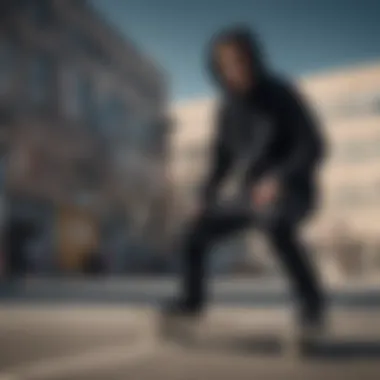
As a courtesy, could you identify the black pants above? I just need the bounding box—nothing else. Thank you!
[179,201,324,320]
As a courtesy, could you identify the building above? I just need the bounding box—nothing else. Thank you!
[300,63,380,279]
[170,98,215,216]
[300,63,380,238]
[170,62,380,278]
[0,0,171,275]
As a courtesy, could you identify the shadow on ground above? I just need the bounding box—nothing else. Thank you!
[172,334,380,361]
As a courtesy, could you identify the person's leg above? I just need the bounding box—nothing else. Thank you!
[166,206,252,315]
[268,224,325,326]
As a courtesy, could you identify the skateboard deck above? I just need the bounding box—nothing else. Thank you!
[158,313,203,348]
[158,313,295,355]
[157,313,370,359]
[156,309,380,360]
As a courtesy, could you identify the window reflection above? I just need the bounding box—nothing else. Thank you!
[28,52,54,107]
[28,0,53,27]
[0,38,14,96]
[100,95,126,137]
[322,92,380,119]
[77,75,98,127]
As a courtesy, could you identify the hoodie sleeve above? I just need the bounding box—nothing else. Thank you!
[270,82,326,181]
[200,105,232,204]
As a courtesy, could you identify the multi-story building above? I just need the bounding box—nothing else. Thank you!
[170,62,380,278]
[0,0,171,275]
[300,63,380,278]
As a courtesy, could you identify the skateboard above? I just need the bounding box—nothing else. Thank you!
[158,313,202,347]
[158,312,327,357]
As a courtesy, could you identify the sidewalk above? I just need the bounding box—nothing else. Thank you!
[1,305,380,380]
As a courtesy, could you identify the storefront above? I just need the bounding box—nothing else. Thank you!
[57,206,100,273]
[6,197,55,275]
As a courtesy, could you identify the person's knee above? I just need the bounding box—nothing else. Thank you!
[268,221,293,241]
[184,223,212,254]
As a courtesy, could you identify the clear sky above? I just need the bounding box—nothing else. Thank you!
[91,0,380,101]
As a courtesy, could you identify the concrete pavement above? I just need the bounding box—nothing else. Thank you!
[1,305,380,379]
[2,276,380,307]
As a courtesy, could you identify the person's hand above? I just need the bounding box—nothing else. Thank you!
[251,177,281,208]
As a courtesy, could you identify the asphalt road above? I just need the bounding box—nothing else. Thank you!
[1,306,380,380]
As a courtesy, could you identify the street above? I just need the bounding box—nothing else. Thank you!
[1,305,380,380]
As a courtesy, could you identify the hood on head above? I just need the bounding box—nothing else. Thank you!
[207,25,267,92]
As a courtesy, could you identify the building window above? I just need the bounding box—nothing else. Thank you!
[335,185,380,208]
[326,92,380,120]
[70,0,88,7]
[0,154,5,188]
[76,160,100,190]
[142,83,158,102]
[101,96,126,137]
[373,95,380,114]
[343,143,368,160]
[374,137,380,156]
[0,39,14,96]
[148,120,168,155]
[185,145,205,161]
[136,120,154,150]
[336,187,363,208]
[68,26,109,65]
[27,52,54,107]
[62,68,100,124]
[337,138,380,163]
[61,66,81,119]
[77,75,97,127]
[28,0,53,27]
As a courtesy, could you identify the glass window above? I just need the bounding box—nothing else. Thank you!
[373,95,380,114]
[185,145,205,161]
[68,26,109,65]
[337,188,360,207]
[29,0,53,27]
[341,143,367,161]
[0,39,14,96]
[101,96,126,136]
[63,69,101,125]
[27,52,54,107]
[61,66,81,119]
[76,160,100,190]
[335,186,378,208]
[77,75,97,127]
[0,154,5,189]
[129,118,144,145]
[149,120,168,154]
[329,92,380,119]
[70,0,88,7]
[338,139,380,162]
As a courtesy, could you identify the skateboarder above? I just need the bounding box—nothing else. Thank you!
[162,26,326,339]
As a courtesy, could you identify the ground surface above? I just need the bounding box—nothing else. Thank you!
[1,305,380,380]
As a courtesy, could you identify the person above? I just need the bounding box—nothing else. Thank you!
[6,219,38,277]
[162,26,327,338]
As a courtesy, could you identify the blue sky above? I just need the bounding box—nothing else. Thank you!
[92,0,380,101]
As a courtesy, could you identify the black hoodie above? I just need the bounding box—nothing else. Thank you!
[202,26,326,206]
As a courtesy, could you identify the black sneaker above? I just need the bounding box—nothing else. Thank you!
[159,299,203,344]
[298,311,327,343]
[286,310,327,356]
[161,298,202,317]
